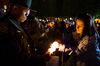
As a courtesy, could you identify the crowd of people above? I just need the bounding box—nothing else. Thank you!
[0,0,100,66]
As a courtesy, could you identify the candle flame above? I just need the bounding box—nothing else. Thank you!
[51,42,59,48]
[48,41,59,54]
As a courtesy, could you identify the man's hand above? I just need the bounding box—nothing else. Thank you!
[43,54,51,61]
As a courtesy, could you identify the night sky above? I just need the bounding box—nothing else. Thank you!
[0,0,100,17]
[31,0,100,17]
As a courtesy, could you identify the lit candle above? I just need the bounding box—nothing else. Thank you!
[48,41,59,55]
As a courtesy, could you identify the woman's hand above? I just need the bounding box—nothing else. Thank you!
[58,44,65,52]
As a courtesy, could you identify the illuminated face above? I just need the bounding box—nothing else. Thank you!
[66,23,70,28]
[76,19,84,35]
[14,5,30,22]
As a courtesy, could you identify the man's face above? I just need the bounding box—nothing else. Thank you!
[13,5,30,22]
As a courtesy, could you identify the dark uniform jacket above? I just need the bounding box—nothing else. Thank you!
[0,13,45,66]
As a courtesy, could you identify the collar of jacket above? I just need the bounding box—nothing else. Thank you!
[9,19,24,31]
[4,12,24,31]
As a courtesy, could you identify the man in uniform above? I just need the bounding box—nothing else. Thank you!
[0,0,50,66]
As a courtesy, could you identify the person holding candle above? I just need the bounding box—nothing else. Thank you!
[0,0,50,66]
[59,13,100,66]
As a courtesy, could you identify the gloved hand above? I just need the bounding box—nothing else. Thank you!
[58,44,65,52]
[65,48,73,55]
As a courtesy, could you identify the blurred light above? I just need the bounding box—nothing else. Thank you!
[4,10,6,12]
[51,42,59,48]
[95,18,99,22]
[47,20,48,22]
[4,5,7,9]
[55,18,57,20]
[39,19,42,21]
[70,17,73,20]
[42,20,45,22]
[63,19,66,22]
[72,21,75,25]
[48,47,56,54]
[35,17,39,22]
[65,18,67,21]
[51,21,54,24]
[48,41,59,54]
[58,18,59,20]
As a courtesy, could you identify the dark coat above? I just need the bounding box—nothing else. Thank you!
[21,15,41,47]
[63,32,100,66]
[0,13,45,66]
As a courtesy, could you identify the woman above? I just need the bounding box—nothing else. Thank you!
[59,13,100,66]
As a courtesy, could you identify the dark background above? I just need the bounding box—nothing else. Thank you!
[31,0,100,18]
[1,0,100,18]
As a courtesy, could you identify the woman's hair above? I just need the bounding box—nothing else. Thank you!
[76,13,95,38]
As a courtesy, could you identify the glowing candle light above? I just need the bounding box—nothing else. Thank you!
[48,41,59,55]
